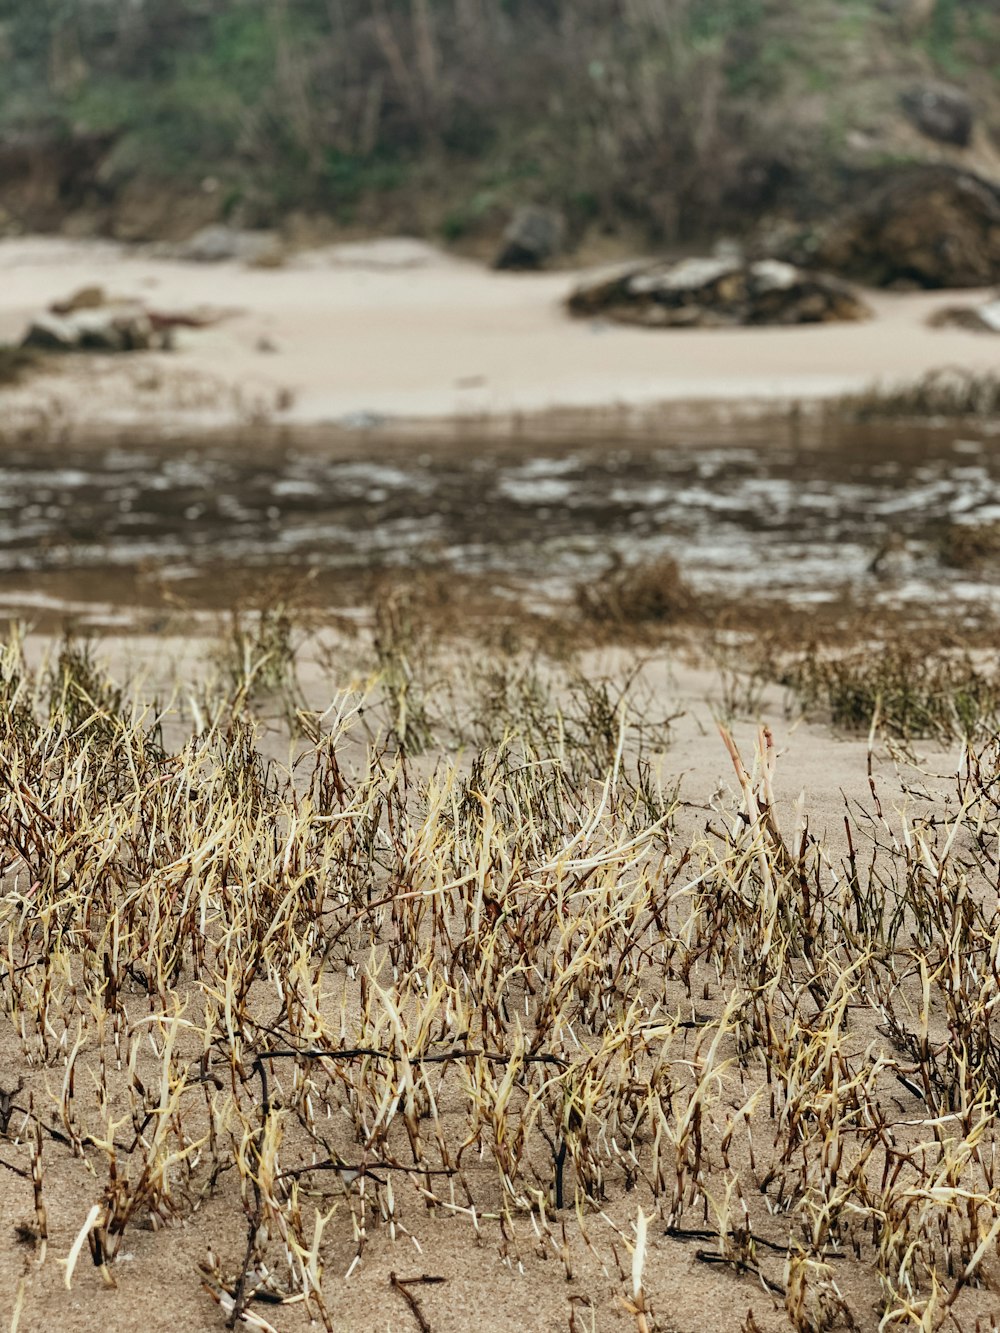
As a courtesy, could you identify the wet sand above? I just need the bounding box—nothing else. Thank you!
[1,235,998,433]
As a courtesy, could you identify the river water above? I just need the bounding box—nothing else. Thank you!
[1,414,998,620]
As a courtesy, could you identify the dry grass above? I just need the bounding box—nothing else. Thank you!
[0,346,43,388]
[936,522,1000,574]
[780,639,1000,741]
[4,614,1000,1330]
[576,558,701,631]
[833,369,1000,421]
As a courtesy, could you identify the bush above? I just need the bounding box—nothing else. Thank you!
[576,556,700,626]
[782,639,1000,740]
[2,1,999,241]
[834,369,1000,421]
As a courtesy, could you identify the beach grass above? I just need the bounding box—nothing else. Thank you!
[3,608,1000,1329]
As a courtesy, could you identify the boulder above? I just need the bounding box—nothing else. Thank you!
[928,298,1000,334]
[20,305,164,353]
[20,313,79,351]
[901,83,973,147]
[19,282,231,354]
[568,257,870,327]
[799,166,1000,289]
[73,307,156,352]
[173,225,284,266]
[494,206,566,271]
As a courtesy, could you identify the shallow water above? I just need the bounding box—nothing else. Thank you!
[1,415,998,616]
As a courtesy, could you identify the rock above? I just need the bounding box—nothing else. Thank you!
[630,256,741,294]
[173,225,284,266]
[797,166,1000,289]
[50,285,107,315]
[20,305,164,353]
[928,298,1000,334]
[494,206,566,271]
[567,257,870,327]
[20,313,79,351]
[19,284,228,355]
[901,82,973,147]
[68,309,129,352]
[73,307,156,352]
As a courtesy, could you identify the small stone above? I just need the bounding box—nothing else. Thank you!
[901,83,973,147]
[493,206,566,271]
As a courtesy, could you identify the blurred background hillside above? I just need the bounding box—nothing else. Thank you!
[1,0,998,252]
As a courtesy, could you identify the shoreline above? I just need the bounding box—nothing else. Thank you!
[1,235,997,442]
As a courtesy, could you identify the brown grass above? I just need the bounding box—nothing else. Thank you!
[4,612,1000,1329]
[576,557,702,630]
[833,368,1000,421]
[0,346,43,387]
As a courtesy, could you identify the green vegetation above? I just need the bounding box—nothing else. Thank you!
[0,0,998,242]
[783,639,1000,741]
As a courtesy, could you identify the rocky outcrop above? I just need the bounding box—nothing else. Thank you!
[792,166,1000,289]
[568,256,870,327]
[901,83,973,147]
[494,206,566,271]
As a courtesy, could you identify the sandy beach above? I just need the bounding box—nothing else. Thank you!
[1,235,998,434]
[0,626,962,1333]
[4,234,1000,1333]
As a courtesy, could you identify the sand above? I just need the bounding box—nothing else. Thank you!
[0,629,967,1333]
[1,235,998,434]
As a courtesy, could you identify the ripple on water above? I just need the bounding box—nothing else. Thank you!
[4,420,1000,608]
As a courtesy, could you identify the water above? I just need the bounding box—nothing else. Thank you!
[1,415,998,615]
